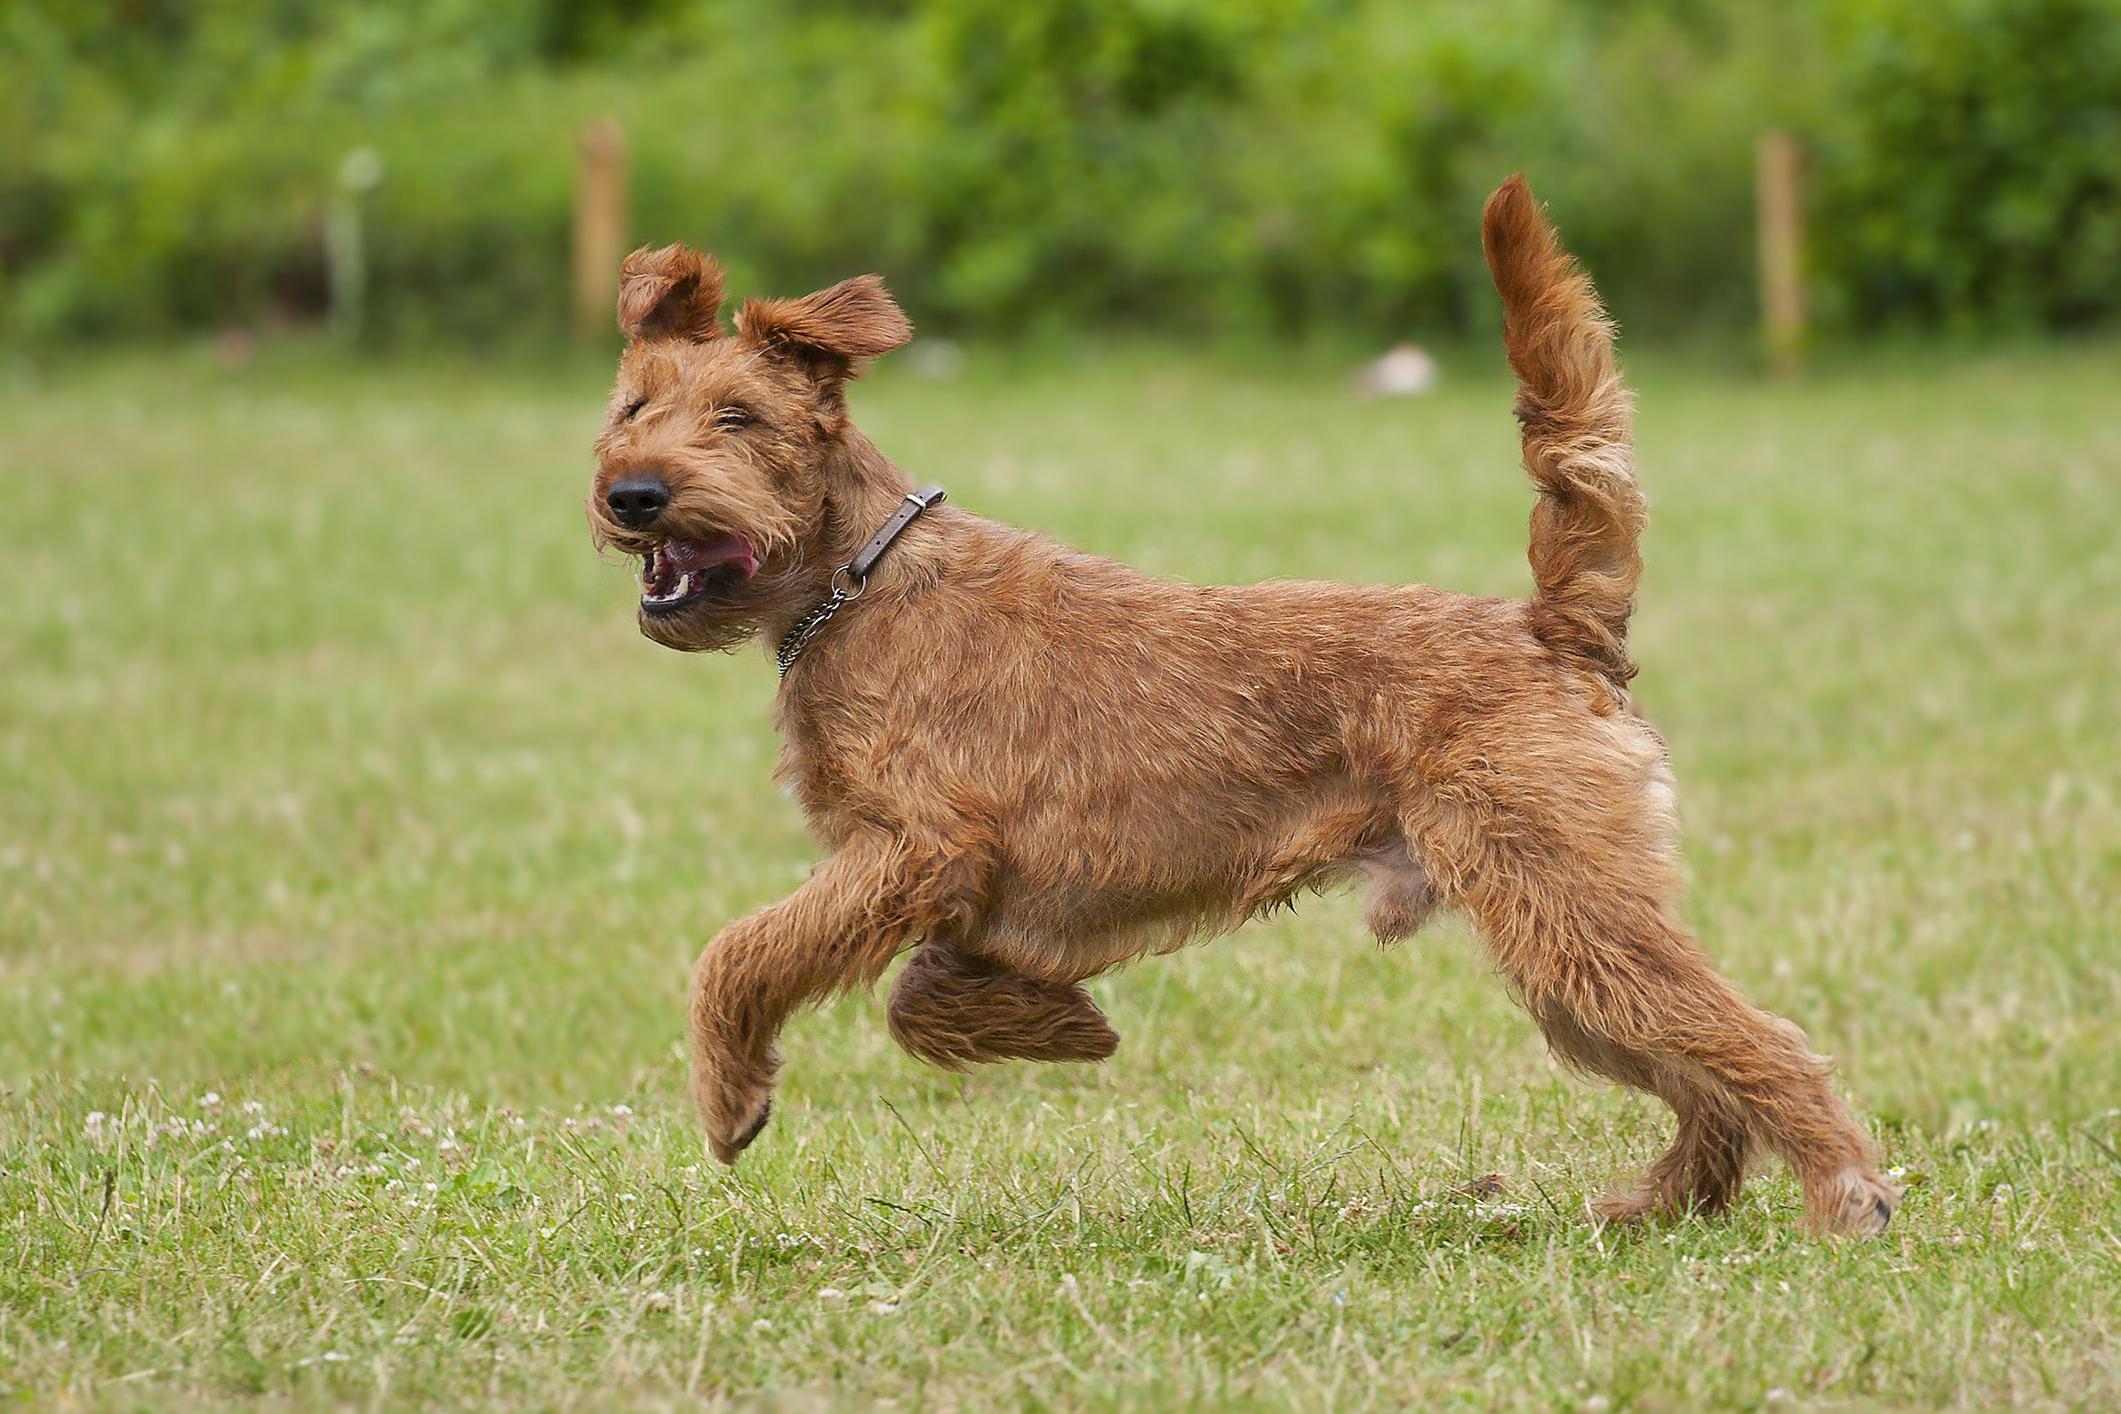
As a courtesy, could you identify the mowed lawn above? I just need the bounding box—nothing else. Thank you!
[2,340,2117,1408]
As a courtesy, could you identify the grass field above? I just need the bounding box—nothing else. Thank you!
[3,340,2118,1408]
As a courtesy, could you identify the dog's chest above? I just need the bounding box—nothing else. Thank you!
[770,720,874,849]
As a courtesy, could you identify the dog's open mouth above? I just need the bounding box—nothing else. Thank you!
[639,534,759,614]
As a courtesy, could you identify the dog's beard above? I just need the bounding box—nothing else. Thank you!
[635,545,807,654]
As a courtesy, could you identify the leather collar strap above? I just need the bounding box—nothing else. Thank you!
[776,483,945,679]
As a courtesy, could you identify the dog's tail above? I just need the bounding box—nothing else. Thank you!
[1481,174,1644,688]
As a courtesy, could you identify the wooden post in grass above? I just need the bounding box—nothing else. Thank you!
[1756,131,1806,376]
[573,118,627,340]
[326,148,383,342]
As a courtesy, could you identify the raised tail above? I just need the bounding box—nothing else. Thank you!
[1482,174,1644,687]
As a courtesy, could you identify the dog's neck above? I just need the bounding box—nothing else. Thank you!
[814,427,916,571]
[762,426,925,657]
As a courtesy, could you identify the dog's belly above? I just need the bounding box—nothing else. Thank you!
[974,875,1227,979]
[969,789,1410,980]
[973,844,1437,979]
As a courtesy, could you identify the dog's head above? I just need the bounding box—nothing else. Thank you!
[587,245,911,652]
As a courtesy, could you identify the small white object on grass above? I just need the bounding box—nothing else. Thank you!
[1355,344,1439,397]
[906,338,965,381]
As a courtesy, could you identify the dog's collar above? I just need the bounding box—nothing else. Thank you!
[776,484,946,680]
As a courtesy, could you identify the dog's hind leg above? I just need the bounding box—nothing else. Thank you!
[1538,1009,1758,1222]
[888,939,1119,1069]
[1448,852,1895,1234]
[1404,705,1894,1234]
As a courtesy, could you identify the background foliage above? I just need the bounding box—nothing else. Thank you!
[3,0,2117,345]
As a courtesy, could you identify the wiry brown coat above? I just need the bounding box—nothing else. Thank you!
[586,177,1897,1234]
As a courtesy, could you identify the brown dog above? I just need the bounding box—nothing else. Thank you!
[587,176,1898,1234]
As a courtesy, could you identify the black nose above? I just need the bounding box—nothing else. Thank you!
[605,476,670,529]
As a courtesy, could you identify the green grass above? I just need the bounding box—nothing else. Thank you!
[3,340,2118,1408]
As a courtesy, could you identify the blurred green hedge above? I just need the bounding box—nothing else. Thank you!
[3,0,2116,345]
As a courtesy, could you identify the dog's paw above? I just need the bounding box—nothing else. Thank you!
[692,1051,777,1166]
[1008,983,1120,1064]
[710,1095,772,1166]
[1588,1183,1662,1226]
[1809,1165,1901,1237]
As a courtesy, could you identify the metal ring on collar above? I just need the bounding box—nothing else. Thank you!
[830,565,867,600]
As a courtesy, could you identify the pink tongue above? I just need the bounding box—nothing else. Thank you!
[668,534,757,579]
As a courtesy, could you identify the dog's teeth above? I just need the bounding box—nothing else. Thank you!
[641,569,694,607]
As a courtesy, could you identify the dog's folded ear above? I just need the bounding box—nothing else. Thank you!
[735,276,912,392]
[617,244,725,342]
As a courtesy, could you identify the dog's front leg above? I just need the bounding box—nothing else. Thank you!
[687,836,954,1163]
[887,939,1119,1069]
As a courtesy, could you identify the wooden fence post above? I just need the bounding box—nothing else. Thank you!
[1756,131,1806,376]
[574,119,627,340]
[326,148,384,342]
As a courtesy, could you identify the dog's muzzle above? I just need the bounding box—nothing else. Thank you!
[640,534,759,614]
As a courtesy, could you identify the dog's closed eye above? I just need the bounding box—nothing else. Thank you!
[713,405,756,432]
[622,395,649,422]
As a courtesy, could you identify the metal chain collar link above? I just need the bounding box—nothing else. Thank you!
[774,571,860,678]
[775,484,945,680]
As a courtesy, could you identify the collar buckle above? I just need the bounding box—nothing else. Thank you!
[776,483,946,680]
